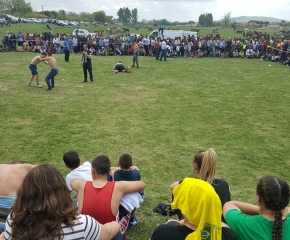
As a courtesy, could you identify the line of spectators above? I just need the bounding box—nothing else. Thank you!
[1,29,290,67]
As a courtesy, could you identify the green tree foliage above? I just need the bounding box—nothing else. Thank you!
[58,9,66,19]
[117,7,131,24]
[188,20,195,24]
[93,10,106,22]
[224,12,231,28]
[198,13,213,27]
[2,0,32,16]
[131,8,138,25]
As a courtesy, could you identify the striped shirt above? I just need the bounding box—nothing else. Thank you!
[4,214,101,240]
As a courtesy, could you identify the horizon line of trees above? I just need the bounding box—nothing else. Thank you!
[0,0,288,26]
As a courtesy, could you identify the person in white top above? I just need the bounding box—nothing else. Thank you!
[160,40,167,61]
[63,150,93,206]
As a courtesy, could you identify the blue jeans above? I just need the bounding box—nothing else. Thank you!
[160,49,167,61]
[45,69,58,89]
[133,53,139,67]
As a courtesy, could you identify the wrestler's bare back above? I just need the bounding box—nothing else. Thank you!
[0,164,36,196]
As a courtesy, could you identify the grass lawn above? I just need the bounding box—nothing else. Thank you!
[0,52,290,239]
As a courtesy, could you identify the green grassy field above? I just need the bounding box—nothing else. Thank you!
[0,23,279,41]
[0,52,290,239]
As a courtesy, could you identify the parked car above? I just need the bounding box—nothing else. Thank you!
[72,29,89,37]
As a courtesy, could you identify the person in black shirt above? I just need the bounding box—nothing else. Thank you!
[80,44,93,82]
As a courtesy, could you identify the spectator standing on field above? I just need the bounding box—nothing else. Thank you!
[132,42,139,68]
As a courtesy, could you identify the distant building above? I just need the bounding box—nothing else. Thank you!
[267,23,280,28]
[248,22,259,28]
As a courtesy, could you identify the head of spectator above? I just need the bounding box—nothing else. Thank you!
[92,155,111,177]
[118,153,133,170]
[193,148,217,184]
[9,164,77,239]
[63,150,80,170]
[256,176,289,239]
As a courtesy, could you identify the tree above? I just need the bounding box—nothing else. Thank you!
[131,8,138,25]
[224,12,231,28]
[188,20,195,24]
[117,7,131,24]
[117,7,124,22]
[58,9,66,20]
[4,0,32,16]
[198,13,213,27]
[123,7,131,24]
[93,10,106,22]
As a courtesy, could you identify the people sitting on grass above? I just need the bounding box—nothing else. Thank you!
[1,164,120,240]
[150,178,235,240]
[109,153,145,231]
[70,155,146,236]
[223,175,290,240]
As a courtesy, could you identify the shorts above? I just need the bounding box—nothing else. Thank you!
[115,64,125,72]
[29,64,38,75]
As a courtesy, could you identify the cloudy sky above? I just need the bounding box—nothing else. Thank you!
[29,0,289,22]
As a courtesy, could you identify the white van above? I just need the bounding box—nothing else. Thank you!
[149,30,197,39]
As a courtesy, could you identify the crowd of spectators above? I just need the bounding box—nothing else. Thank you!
[0,149,290,240]
[1,28,290,67]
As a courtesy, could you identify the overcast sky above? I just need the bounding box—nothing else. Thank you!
[29,0,289,22]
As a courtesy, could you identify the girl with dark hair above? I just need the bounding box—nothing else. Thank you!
[223,176,290,240]
[2,164,120,240]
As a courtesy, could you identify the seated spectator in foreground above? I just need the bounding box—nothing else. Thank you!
[109,153,144,230]
[0,161,36,218]
[112,62,131,73]
[223,176,290,240]
[3,164,120,240]
[63,150,93,206]
[170,149,231,210]
[151,178,235,240]
[71,155,146,235]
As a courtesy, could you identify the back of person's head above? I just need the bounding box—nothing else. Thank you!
[256,176,290,240]
[47,51,52,56]
[11,164,77,240]
[172,178,222,240]
[119,153,132,169]
[63,150,80,169]
[10,161,23,164]
[92,155,111,175]
[193,148,216,183]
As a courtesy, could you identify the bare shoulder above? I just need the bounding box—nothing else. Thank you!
[70,178,87,191]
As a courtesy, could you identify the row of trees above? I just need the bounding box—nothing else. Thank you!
[117,7,138,24]
[0,0,32,16]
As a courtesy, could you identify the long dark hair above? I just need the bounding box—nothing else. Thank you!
[256,176,290,240]
[11,164,78,240]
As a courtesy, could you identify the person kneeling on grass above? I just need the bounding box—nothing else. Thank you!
[112,62,131,73]
[150,178,235,240]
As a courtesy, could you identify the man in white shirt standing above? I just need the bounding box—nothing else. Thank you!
[143,36,150,56]
[160,39,167,61]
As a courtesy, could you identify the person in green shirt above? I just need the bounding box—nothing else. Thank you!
[223,176,290,240]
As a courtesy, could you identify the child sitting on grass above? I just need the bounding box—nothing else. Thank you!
[110,153,144,230]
